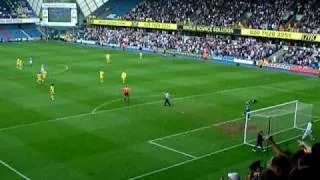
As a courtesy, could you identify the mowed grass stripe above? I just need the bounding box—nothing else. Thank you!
[0,41,319,180]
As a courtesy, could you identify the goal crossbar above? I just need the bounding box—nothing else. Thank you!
[243,100,313,146]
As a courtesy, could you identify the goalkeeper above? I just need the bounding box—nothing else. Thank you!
[244,99,257,119]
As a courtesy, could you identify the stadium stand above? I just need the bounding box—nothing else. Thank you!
[280,47,320,69]
[0,25,42,41]
[296,0,320,34]
[245,0,295,30]
[124,0,320,32]
[245,137,319,180]
[22,25,42,38]
[0,0,14,18]
[2,25,28,39]
[3,0,35,18]
[95,0,142,19]
[0,0,41,41]
[80,26,279,61]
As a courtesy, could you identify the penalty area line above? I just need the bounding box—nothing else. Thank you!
[150,117,243,142]
[148,141,197,159]
[0,160,31,180]
[128,143,243,180]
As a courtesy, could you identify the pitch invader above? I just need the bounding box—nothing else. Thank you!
[99,70,105,83]
[50,83,55,101]
[121,71,127,84]
[105,54,111,64]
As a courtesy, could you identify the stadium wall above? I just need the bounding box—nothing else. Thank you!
[64,38,320,77]
[88,19,320,43]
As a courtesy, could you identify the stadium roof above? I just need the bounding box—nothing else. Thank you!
[27,0,108,17]
[76,0,108,17]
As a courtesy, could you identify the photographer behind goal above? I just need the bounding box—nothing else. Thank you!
[252,130,266,152]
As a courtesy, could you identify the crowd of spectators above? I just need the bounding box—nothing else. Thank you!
[80,26,278,61]
[124,0,248,26]
[0,0,34,19]
[279,46,320,69]
[124,0,320,33]
[79,26,320,70]
[125,0,249,27]
[243,136,319,180]
[296,0,320,34]
[0,0,13,18]
[246,0,294,30]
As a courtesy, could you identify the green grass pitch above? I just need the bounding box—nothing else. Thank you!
[0,41,319,180]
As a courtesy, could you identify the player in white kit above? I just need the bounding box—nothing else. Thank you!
[40,64,45,73]
[302,121,315,141]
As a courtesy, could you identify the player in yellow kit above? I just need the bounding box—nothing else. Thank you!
[36,72,42,84]
[105,54,111,63]
[42,70,48,83]
[50,83,55,101]
[16,58,20,69]
[16,58,23,70]
[121,71,127,84]
[99,70,105,83]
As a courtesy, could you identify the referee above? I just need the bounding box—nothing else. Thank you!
[164,90,171,107]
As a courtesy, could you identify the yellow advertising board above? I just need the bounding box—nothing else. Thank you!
[137,22,177,30]
[241,28,320,42]
[90,20,133,27]
[183,25,234,34]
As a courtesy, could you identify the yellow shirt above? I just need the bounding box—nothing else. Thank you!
[37,73,42,80]
[121,72,127,79]
[42,71,48,79]
[106,54,110,59]
[50,85,55,94]
[99,71,104,78]
[16,59,20,66]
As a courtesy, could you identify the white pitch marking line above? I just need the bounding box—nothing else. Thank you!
[51,64,69,75]
[0,85,252,132]
[91,99,121,114]
[149,141,197,159]
[130,119,320,180]
[150,117,243,142]
[0,80,309,132]
[128,143,243,180]
[91,94,162,114]
[0,160,31,180]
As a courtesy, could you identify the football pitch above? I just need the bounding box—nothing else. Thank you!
[0,41,319,180]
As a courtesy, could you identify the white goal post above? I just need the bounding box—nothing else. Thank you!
[243,100,313,146]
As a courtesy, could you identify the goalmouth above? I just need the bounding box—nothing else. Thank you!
[243,100,313,147]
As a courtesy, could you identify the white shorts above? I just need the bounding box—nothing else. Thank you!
[303,130,312,137]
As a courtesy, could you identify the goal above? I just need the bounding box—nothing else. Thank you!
[243,100,313,147]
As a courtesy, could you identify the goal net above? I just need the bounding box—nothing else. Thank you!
[243,100,313,147]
